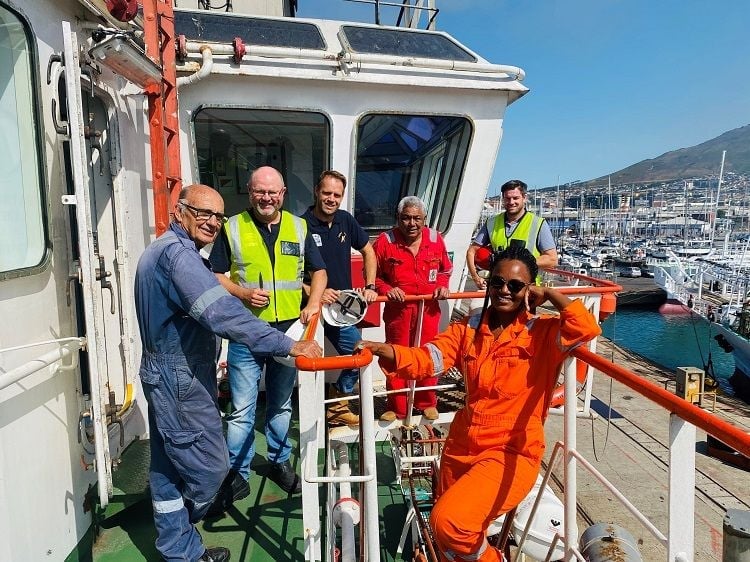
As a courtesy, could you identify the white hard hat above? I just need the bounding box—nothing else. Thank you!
[322,290,368,327]
[274,319,307,367]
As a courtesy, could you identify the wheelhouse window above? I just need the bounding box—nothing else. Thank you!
[354,114,472,234]
[0,4,46,274]
[193,108,330,217]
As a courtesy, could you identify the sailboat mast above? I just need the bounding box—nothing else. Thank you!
[709,150,727,246]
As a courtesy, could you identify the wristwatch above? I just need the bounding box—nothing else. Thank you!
[364,283,376,291]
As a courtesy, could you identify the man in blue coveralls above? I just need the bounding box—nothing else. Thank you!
[302,170,378,426]
[135,184,321,562]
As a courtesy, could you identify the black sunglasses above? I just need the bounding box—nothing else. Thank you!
[179,202,227,224]
[488,276,530,294]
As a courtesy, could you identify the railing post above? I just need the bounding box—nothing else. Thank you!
[359,362,380,560]
[668,413,695,561]
[405,300,426,427]
[299,323,325,561]
[563,357,579,560]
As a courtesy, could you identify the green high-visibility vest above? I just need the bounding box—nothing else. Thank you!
[488,211,546,283]
[224,210,307,322]
[488,211,544,259]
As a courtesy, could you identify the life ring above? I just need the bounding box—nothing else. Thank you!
[549,359,589,408]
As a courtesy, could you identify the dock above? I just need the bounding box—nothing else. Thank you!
[613,276,667,308]
[543,337,750,561]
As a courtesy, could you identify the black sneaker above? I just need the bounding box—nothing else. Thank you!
[268,460,301,494]
[198,546,230,562]
[205,470,249,518]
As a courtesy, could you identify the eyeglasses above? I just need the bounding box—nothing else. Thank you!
[488,276,530,294]
[251,189,283,199]
[179,202,227,224]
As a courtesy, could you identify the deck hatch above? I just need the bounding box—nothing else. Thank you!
[340,25,476,62]
[174,11,325,50]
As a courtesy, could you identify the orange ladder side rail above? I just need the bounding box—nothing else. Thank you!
[142,0,183,236]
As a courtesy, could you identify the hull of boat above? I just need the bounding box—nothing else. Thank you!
[658,299,692,315]
[713,323,750,398]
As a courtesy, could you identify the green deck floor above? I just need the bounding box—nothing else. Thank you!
[86,418,413,561]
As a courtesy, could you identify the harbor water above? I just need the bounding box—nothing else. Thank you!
[602,308,736,396]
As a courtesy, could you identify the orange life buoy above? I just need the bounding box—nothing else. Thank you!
[599,293,616,321]
[549,358,589,409]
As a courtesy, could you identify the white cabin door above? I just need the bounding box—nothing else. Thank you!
[61,20,118,507]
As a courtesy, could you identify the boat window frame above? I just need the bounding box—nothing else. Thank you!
[189,104,333,218]
[0,1,50,281]
[351,111,474,237]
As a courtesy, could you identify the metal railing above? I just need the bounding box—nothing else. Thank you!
[0,337,85,392]
[294,270,750,561]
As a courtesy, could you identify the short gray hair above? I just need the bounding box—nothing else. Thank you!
[397,196,427,215]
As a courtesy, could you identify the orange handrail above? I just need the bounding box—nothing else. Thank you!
[574,347,750,458]
[293,313,374,371]
[367,284,621,304]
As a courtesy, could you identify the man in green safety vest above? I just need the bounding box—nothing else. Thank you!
[208,166,327,514]
[466,179,558,288]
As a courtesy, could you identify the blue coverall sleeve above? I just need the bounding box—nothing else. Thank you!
[171,247,294,356]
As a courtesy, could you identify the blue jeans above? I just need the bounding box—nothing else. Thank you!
[226,340,297,480]
[324,323,361,394]
[140,354,229,561]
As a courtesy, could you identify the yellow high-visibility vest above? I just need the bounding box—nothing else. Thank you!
[488,211,544,259]
[488,211,545,283]
[224,210,306,322]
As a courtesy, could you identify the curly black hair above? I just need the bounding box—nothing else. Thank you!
[488,245,538,281]
[474,245,537,333]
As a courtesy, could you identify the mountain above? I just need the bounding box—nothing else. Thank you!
[583,124,750,188]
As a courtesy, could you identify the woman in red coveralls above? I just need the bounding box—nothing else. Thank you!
[360,246,601,562]
[373,196,452,421]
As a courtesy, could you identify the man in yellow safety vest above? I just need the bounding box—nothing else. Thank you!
[466,179,558,288]
[208,166,327,514]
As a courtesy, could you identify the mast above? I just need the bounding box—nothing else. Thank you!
[709,150,727,246]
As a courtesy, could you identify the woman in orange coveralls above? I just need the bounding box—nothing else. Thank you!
[359,246,601,562]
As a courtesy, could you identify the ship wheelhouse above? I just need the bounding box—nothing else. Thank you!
[174,8,527,284]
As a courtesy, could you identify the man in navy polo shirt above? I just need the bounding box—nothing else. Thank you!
[302,170,378,426]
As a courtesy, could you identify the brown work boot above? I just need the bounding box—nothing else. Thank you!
[379,410,397,422]
[422,407,439,420]
[327,387,359,427]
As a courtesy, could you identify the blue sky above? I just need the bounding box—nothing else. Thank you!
[297,1,750,194]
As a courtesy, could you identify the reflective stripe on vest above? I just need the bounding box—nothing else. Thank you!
[225,210,306,322]
[487,212,543,259]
